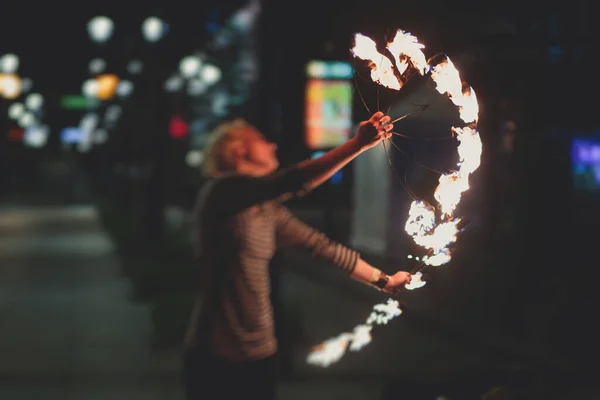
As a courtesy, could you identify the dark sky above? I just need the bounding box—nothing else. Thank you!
[3,0,598,129]
[0,1,249,93]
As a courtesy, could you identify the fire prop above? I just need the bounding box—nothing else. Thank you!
[307,30,482,367]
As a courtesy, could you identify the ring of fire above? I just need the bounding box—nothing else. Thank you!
[307,29,483,368]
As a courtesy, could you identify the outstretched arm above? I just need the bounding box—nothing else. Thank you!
[211,112,394,216]
[275,205,411,294]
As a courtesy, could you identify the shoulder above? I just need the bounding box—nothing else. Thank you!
[194,173,251,213]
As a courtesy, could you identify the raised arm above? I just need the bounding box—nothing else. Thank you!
[274,205,411,294]
[211,112,394,215]
[296,111,393,191]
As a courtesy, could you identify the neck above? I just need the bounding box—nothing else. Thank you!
[235,162,269,177]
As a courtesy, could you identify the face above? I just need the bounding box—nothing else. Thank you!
[240,128,279,175]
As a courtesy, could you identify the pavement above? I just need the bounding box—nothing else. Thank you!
[0,203,594,399]
[0,204,397,399]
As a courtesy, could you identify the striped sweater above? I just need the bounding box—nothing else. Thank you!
[183,166,359,362]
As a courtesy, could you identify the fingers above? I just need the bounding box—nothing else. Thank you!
[369,111,384,122]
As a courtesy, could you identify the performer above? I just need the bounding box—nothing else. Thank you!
[182,111,412,400]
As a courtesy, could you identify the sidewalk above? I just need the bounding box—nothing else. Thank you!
[0,204,397,400]
[0,205,181,399]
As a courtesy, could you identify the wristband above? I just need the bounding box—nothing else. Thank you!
[374,271,390,290]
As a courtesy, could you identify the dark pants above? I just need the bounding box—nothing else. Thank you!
[182,348,278,400]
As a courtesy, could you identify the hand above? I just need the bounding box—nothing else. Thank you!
[383,271,412,295]
[355,111,394,150]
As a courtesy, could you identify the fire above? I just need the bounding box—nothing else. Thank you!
[307,299,401,366]
[351,34,402,90]
[307,29,482,367]
[386,29,428,75]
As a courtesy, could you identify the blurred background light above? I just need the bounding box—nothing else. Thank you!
[0,73,23,99]
[96,74,119,100]
[104,105,122,123]
[141,17,168,42]
[7,127,24,141]
[185,150,204,168]
[230,0,261,32]
[20,77,33,93]
[60,127,84,144]
[169,114,188,139]
[0,53,20,73]
[80,113,100,133]
[60,95,99,110]
[8,102,25,120]
[89,58,107,74]
[87,16,114,43]
[25,93,44,111]
[127,60,143,75]
[164,75,184,93]
[93,129,108,144]
[179,56,202,79]
[199,64,221,85]
[211,90,229,116]
[116,80,134,98]
[23,125,50,148]
[76,133,93,152]
[18,111,36,128]
[82,78,99,98]
[186,79,208,97]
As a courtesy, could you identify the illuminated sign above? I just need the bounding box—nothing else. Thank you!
[305,61,353,150]
[306,60,354,79]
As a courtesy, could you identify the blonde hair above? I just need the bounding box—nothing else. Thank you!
[202,119,254,177]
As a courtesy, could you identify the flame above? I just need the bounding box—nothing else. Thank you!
[309,29,483,368]
[351,34,401,90]
[386,30,428,75]
[307,300,401,367]
[430,58,479,124]
[351,30,429,91]
[405,271,427,290]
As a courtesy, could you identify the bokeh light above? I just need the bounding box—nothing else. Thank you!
[96,74,120,100]
[93,129,108,144]
[87,16,114,43]
[82,78,99,98]
[187,79,208,96]
[8,102,25,120]
[127,60,143,75]
[89,58,107,74]
[185,150,204,167]
[164,75,184,93]
[20,77,33,93]
[80,113,100,133]
[142,17,167,42]
[0,54,19,73]
[23,125,50,148]
[25,93,44,111]
[179,56,202,79]
[0,73,22,99]
[18,111,36,128]
[199,64,221,85]
[116,80,134,98]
